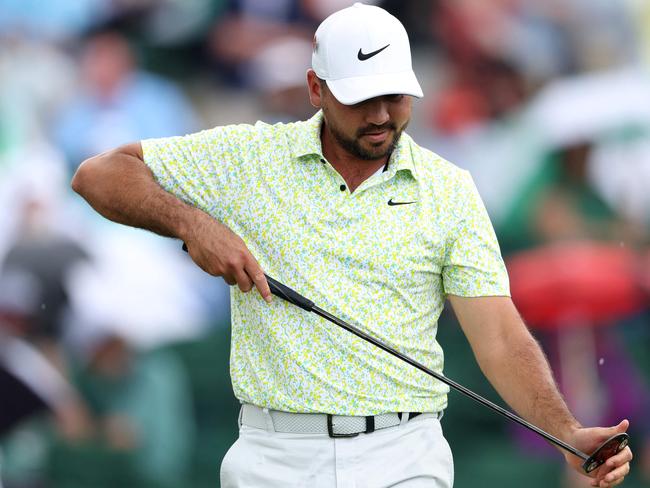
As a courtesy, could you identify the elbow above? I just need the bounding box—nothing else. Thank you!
[71,156,98,198]
[71,143,142,198]
[70,163,83,195]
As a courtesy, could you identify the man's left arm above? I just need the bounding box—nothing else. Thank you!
[448,295,632,488]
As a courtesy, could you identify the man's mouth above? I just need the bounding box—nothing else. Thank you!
[361,128,392,143]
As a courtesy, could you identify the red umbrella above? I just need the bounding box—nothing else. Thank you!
[507,242,646,329]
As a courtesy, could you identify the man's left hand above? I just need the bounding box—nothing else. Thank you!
[564,419,633,487]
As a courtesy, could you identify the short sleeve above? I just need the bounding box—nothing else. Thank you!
[442,171,510,297]
[141,124,259,223]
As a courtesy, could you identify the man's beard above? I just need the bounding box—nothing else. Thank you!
[325,116,409,161]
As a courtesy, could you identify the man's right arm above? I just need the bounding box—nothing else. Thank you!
[72,142,195,239]
[71,143,272,301]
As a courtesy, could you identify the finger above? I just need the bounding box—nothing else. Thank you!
[244,262,272,304]
[234,268,254,292]
[593,447,631,484]
[605,446,633,468]
[594,420,630,447]
[594,421,630,453]
[599,473,626,488]
[596,460,631,487]
[611,419,629,434]
[602,461,630,485]
[223,275,237,286]
[610,476,625,487]
[597,446,633,482]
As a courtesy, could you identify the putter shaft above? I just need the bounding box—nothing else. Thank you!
[263,273,588,460]
[311,305,588,460]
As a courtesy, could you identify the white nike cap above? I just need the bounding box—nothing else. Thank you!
[311,2,423,105]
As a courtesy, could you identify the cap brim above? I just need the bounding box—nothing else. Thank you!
[326,70,423,105]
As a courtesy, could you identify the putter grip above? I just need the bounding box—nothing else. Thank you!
[181,242,313,311]
[264,274,314,311]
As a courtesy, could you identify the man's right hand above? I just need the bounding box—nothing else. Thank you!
[183,215,272,303]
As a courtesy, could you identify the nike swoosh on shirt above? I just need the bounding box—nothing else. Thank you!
[357,44,390,61]
[387,199,417,206]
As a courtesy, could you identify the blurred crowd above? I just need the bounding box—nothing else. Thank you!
[0,1,649,487]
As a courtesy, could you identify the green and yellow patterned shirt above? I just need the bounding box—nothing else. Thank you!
[142,111,510,415]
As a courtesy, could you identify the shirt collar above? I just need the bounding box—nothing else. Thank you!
[388,131,418,181]
[289,111,324,159]
[290,110,419,181]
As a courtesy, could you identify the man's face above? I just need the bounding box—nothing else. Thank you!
[312,76,413,161]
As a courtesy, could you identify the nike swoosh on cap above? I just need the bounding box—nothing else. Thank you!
[387,198,417,206]
[357,44,390,61]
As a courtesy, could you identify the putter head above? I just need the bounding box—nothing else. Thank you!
[581,433,629,473]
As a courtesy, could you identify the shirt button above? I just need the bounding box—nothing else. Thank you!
[340,184,346,192]
[320,158,326,163]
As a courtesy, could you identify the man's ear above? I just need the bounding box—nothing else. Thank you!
[307,69,322,108]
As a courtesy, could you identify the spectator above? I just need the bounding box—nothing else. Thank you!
[208,0,314,88]
[0,151,88,342]
[0,270,92,488]
[54,27,198,172]
[65,317,195,488]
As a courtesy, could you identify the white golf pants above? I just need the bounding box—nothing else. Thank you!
[220,412,454,487]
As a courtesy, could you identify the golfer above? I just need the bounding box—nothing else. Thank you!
[72,3,632,487]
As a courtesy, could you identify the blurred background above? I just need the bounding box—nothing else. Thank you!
[0,0,649,487]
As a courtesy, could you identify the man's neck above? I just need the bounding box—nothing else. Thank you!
[321,125,389,193]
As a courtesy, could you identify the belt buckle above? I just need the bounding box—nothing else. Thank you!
[327,414,360,438]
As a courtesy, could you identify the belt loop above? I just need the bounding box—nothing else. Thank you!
[238,405,244,428]
[262,407,276,432]
[399,412,409,426]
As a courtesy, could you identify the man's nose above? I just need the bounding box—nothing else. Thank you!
[365,99,390,126]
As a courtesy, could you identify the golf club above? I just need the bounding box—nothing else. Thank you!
[262,273,628,474]
[180,244,628,473]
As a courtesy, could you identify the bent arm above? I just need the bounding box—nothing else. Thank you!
[447,295,580,439]
[71,143,272,300]
[71,142,199,241]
